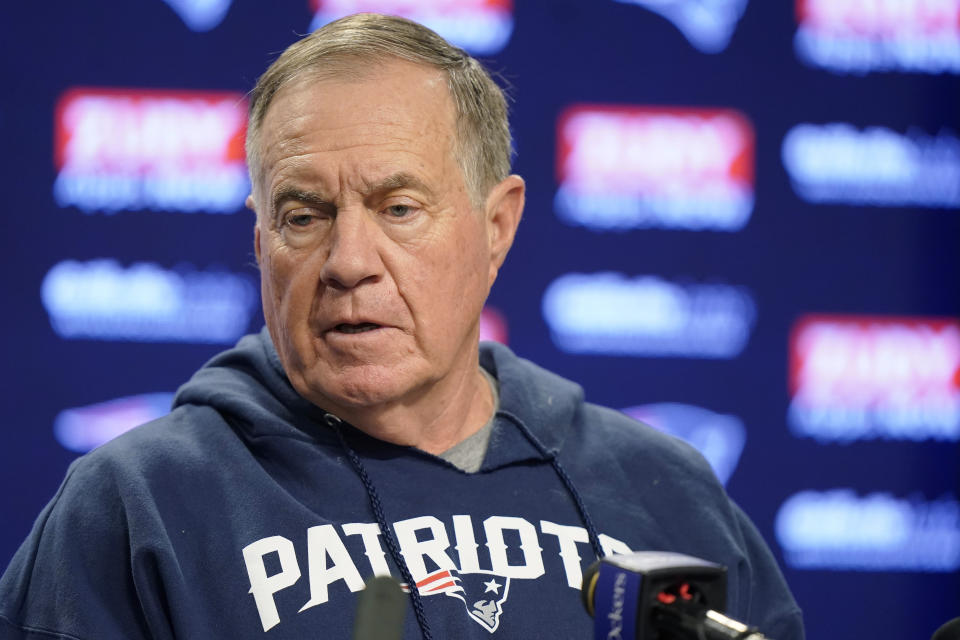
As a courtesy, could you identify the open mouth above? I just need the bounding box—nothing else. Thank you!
[334,323,381,334]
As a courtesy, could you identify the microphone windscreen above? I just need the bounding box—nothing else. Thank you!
[352,575,407,640]
[580,559,601,615]
[933,618,960,640]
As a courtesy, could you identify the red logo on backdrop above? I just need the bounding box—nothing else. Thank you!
[479,306,508,345]
[310,0,514,55]
[796,0,960,35]
[53,88,249,214]
[788,314,960,442]
[794,0,960,73]
[555,105,755,231]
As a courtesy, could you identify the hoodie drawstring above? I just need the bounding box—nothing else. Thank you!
[501,412,606,562]
[324,413,435,640]
[324,409,606,639]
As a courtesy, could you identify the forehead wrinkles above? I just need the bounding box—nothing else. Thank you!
[264,131,450,205]
[256,63,462,200]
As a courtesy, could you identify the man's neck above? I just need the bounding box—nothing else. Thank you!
[323,363,495,455]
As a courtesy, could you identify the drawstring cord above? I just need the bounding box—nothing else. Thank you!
[501,411,607,562]
[324,408,606,639]
[324,413,434,640]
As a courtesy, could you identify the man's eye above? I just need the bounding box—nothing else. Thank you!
[286,213,316,227]
[385,204,413,218]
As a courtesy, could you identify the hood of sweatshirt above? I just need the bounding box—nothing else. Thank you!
[172,327,584,471]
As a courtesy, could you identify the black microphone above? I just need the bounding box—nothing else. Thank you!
[933,618,960,640]
[581,551,771,639]
[352,575,407,640]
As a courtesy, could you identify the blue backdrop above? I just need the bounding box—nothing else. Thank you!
[2,1,959,638]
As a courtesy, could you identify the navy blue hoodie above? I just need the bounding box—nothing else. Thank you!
[0,330,803,639]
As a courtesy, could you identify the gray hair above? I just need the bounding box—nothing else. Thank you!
[245,13,512,208]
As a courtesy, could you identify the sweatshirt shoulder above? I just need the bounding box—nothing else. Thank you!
[0,405,249,633]
[576,401,717,477]
[63,403,238,495]
[565,399,737,539]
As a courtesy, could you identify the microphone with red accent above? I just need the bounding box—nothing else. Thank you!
[581,551,772,639]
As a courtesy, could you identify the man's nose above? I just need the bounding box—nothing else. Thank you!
[319,209,385,290]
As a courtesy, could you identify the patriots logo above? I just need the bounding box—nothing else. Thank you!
[405,569,511,633]
[613,0,749,54]
[161,0,233,32]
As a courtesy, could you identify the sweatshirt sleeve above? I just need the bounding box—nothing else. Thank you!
[730,501,805,640]
[0,459,155,640]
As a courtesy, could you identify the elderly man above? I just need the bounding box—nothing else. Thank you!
[0,14,803,640]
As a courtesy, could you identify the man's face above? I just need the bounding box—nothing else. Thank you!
[251,59,520,424]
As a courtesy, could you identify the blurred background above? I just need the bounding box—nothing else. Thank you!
[1,1,958,637]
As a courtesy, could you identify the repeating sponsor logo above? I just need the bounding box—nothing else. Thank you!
[788,315,960,443]
[41,259,258,344]
[776,490,960,572]
[613,0,749,53]
[556,106,755,231]
[309,0,514,55]
[623,403,746,485]
[542,273,756,358]
[54,393,175,453]
[54,88,249,214]
[162,0,234,31]
[782,123,960,208]
[479,306,508,344]
[795,0,960,74]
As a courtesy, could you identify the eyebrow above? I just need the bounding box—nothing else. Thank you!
[272,186,330,210]
[271,187,330,218]
[269,172,436,221]
[365,172,435,200]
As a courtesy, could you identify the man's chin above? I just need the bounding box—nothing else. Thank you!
[295,366,417,416]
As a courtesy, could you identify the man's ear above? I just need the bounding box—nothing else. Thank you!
[484,175,525,286]
[247,194,261,264]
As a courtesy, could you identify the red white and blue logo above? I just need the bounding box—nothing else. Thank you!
[309,0,514,55]
[613,0,749,53]
[556,105,755,232]
[795,0,960,74]
[162,0,234,31]
[241,516,633,633]
[788,314,960,443]
[407,569,511,633]
[54,88,249,214]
